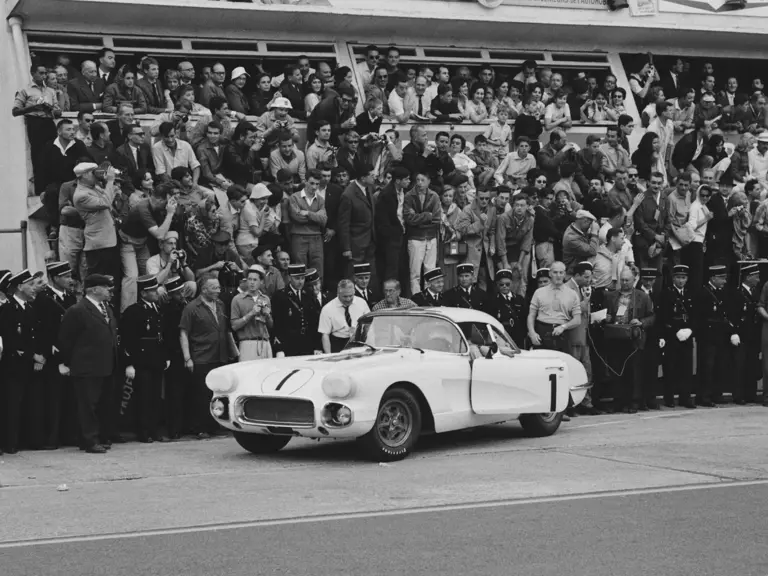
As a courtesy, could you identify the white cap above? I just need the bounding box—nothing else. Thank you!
[269,97,293,110]
[73,162,98,176]
[758,133,768,143]
[231,66,249,81]
[249,183,272,200]
[248,264,266,276]
[575,209,596,221]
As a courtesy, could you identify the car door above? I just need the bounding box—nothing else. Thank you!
[470,325,570,415]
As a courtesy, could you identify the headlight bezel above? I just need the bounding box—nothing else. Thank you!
[206,370,238,394]
[321,372,356,399]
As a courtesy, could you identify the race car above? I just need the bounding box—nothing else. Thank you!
[206,307,589,461]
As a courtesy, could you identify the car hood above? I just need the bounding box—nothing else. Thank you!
[208,347,407,395]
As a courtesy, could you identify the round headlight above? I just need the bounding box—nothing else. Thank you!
[211,398,226,418]
[321,373,355,399]
[207,370,238,394]
[336,406,352,425]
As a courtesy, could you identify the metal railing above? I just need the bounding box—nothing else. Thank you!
[0,221,29,268]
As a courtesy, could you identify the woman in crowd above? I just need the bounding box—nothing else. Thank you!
[448,134,477,189]
[103,65,148,114]
[494,77,520,119]
[226,68,250,115]
[580,90,612,124]
[176,84,211,117]
[465,83,488,124]
[525,82,546,120]
[304,73,324,116]
[632,131,664,183]
[483,86,497,120]
[685,183,713,288]
[729,132,755,184]
[249,73,275,118]
[451,77,470,117]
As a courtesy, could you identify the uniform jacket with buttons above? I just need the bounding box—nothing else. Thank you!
[121,300,169,370]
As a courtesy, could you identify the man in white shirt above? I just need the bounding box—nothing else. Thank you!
[388,72,412,123]
[318,279,370,353]
[748,133,768,186]
[356,45,380,89]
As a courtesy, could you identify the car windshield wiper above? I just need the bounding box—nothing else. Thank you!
[346,340,378,353]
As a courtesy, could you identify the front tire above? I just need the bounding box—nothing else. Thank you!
[519,412,563,437]
[234,432,291,454]
[358,388,422,462]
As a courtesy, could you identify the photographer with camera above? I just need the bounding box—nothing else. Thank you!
[146,231,197,300]
[603,267,654,413]
[150,100,193,143]
[306,120,338,171]
[629,62,659,105]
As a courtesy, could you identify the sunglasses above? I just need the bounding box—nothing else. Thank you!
[536,178,547,183]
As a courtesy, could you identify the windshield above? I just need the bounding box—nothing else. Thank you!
[352,315,468,354]
[457,321,521,357]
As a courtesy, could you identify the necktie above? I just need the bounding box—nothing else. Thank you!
[102,73,108,83]
[418,97,423,116]
[99,302,109,323]
[89,82,95,95]
[344,305,352,327]
[153,82,160,103]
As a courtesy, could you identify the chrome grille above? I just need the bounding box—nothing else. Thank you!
[241,397,315,427]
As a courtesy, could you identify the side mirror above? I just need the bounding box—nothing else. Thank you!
[485,342,498,359]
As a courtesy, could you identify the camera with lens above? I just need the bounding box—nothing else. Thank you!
[170,249,187,271]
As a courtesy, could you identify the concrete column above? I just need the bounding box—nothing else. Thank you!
[8,16,30,85]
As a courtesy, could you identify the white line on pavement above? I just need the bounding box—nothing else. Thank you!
[1,478,767,549]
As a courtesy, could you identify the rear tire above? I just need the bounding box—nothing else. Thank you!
[358,387,422,462]
[519,412,563,437]
[234,432,291,454]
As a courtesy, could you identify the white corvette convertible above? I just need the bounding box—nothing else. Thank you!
[206,307,590,461]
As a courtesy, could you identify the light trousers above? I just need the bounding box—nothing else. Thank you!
[407,238,437,296]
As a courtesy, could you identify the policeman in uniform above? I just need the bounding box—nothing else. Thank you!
[162,276,188,439]
[0,270,45,453]
[412,268,445,306]
[696,264,733,407]
[304,268,330,352]
[638,268,662,410]
[443,263,488,311]
[272,264,314,356]
[731,263,761,404]
[352,263,377,306]
[535,267,551,289]
[122,275,169,443]
[488,268,527,348]
[36,262,78,449]
[659,264,696,409]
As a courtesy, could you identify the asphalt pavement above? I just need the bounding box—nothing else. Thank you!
[1,406,767,576]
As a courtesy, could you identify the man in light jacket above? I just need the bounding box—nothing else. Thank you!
[455,188,497,290]
[404,170,442,296]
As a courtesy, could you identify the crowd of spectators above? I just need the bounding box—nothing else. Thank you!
[6,47,768,455]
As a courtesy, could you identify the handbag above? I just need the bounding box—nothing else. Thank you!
[672,224,695,246]
[444,241,468,257]
[604,323,642,341]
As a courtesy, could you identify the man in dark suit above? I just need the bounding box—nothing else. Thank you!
[58,274,120,453]
[0,270,45,453]
[319,164,344,293]
[105,103,136,149]
[136,57,166,114]
[352,263,378,306]
[633,171,668,275]
[115,123,154,191]
[122,275,169,443]
[412,267,445,306]
[443,263,487,311]
[657,57,686,102]
[67,60,106,113]
[375,166,410,288]
[671,119,711,174]
[638,268,663,410]
[35,262,78,449]
[304,268,331,352]
[338,160,378,285]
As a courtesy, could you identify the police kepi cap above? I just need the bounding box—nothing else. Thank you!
[8,269,35,289]
[672,264,689,276]
[536,267,551,279]
[496,268,514,282]
[165,276,185,293]
[423,268,445,283]
[0,269,12,291]
[46,261,71,277]
[741,263,760,277]
[353,263,371,276]
[305,268,320,283]
[137,274,159,292]
[640,267,660,279]
[457,263,474,276]
[708,264,727,277]
[287,263,306,277]
[84,274,114,289]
